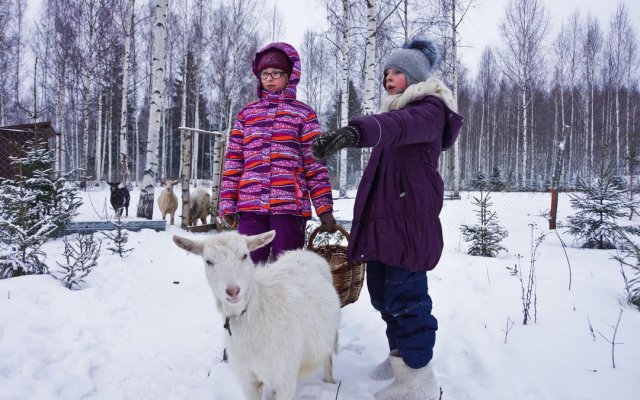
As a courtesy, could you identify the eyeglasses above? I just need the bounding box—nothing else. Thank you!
[260,70,286,80]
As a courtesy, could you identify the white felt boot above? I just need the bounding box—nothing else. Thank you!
[368,350,397,380]
[375,354,440,400]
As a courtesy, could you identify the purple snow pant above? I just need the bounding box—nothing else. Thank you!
[237,212,306,264]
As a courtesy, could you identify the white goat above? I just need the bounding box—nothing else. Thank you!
[189,188,210,225]
[157,180,178,225]
[173,230,341,400]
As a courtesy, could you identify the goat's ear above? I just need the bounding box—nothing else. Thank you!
[173,235,204,256]
[246,230,276,251]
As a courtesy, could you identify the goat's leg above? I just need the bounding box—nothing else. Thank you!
[239,371,262,400]
[323,353,335,384]
[271,377,296,400]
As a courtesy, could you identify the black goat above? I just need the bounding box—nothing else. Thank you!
[107,182,130,218]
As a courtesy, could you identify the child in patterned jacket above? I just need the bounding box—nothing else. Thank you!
[220,42,337,264]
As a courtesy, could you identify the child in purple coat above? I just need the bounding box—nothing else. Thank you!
[312,39,464,400]
[220,42,337,264]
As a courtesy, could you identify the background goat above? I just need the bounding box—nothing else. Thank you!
[189,188,210,225]
[158,180,178,225]
[173,231,340,400]
[107,182,130,218]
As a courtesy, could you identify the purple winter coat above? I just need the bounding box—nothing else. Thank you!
[346,95,464,272]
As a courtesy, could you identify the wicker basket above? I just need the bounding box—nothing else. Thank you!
[307,224,365,307]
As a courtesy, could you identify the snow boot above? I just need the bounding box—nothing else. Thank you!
[375,353,440,400]
[368,350,397,380]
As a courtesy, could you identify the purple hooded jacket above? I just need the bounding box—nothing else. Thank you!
[219,43,334,219]
[346,92,464,272]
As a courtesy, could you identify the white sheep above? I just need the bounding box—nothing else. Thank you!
[172,230,341,400]
[157,180,178,225]
[189,188,211,225]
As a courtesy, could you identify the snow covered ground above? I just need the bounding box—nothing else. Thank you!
[1,185,639,400]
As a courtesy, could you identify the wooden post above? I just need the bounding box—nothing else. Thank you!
[180,128,193,229]
[549,126,570,230]
[549,189,558,229]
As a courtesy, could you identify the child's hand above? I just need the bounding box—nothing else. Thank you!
[222,213,238,228]
[318,213,338,233]
[311,126,360,160]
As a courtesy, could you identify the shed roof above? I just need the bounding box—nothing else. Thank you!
[0,122,58,139]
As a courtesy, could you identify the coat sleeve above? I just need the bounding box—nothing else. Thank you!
[349,96,447,150]
[300,111,334,216]
[219,112,245,215]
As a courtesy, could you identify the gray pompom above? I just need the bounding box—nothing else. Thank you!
[402,39,441,69]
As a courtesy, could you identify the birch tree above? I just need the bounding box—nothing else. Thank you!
[362,0,377,116]
[477,47,497,173]
[300,30,331,114]
[339,0,350,197]
[581,14,602,176]
[138,0,167,219]
[499,0,549,188]
[438,0,474,197]
[605,4,629,174]
[119,0,135,184]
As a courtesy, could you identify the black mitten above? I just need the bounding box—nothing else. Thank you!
[311,126,360,160]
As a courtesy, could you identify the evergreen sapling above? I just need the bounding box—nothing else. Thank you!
[57,233,101,289]
[565,176,640,249]
[102,213,133,257]
[460,180,508,257]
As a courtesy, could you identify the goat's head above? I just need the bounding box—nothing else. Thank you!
[173,231,276,316]
[162,179,176,191]
[107,182,122,193]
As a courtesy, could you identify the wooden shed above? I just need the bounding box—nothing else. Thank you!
[0,122,58,180]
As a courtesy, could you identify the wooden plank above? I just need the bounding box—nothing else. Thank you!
[186,223,218,233]
[65,220,166,235]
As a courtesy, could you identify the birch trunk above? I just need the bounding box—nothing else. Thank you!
[56,65,66,173]
[521,84,527,188]
[451,2,460,197]
[119,0,135,184]
[339,0,349,198]
[362,0,376,116]
[615,88,620,172]
[181,129,192,228]
[180,50,189,183]
[95,88,103,180]
[361,0,377,173]
[138,0,167,219]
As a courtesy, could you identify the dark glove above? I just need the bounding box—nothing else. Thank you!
[318,213,338,233]
[223,213,238,228]
[311,126,360,160]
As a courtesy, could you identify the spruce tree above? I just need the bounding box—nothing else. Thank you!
[102,213,133,257]
[57,233,102,289]
[565,176,640,249]
[489,167,507,192]
[460,190,509,257]
[0,139,81,278]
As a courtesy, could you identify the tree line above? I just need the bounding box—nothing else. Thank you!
[0,0,638,193]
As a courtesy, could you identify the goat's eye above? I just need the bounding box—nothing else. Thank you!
[241,254,248,261]
[206,260,214,267]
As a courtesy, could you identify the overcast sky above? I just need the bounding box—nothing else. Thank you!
[25,0,640,78]
[275,0,640,77]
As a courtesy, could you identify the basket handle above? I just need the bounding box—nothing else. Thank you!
[307,223,350,251]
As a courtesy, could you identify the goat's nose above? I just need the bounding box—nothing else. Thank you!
[225,286,240,297]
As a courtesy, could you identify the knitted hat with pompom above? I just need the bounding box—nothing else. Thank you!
[382,38,441,88]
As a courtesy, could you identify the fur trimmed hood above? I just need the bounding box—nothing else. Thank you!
[381,77,457,113]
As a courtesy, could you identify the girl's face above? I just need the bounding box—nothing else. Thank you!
[260,68,289,92]
[384,68,407,95]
